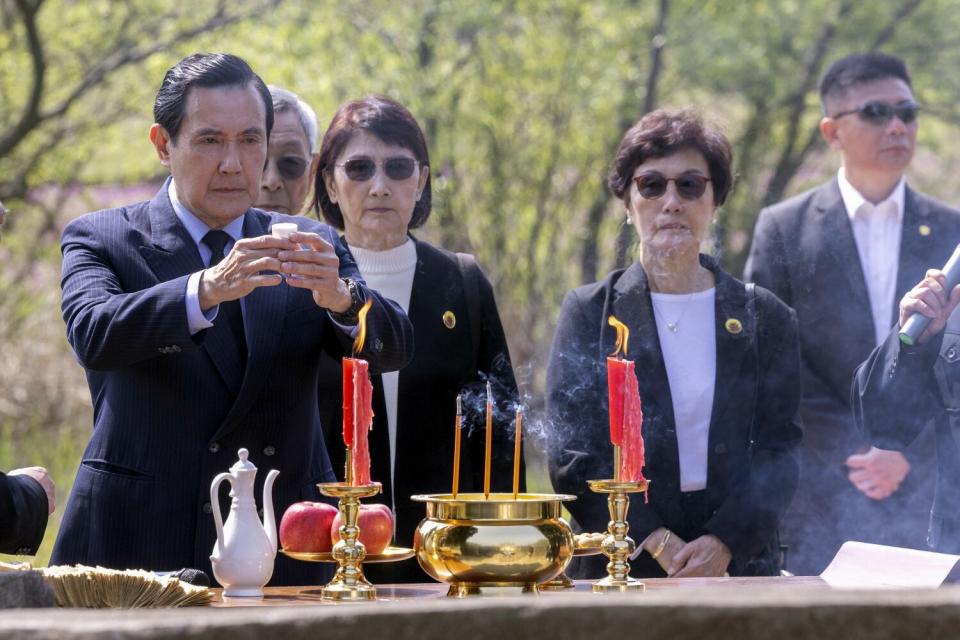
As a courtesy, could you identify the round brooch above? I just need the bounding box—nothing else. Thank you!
[442,310,457,329]
[724,318,743,335]
[919,224,931,237]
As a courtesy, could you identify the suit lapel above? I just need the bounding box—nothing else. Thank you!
[895,188,940,325]
[211,209,288,442]
[707,267,753,445]
[388,239,432,498]
[139,180,205,282]
[138,181,242,394]
[612,263,681,483]
[811,182,872,317]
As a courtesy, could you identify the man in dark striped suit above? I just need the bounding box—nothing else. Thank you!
[50,53,413,585]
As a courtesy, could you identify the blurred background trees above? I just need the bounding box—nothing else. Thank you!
[3,0,960,564]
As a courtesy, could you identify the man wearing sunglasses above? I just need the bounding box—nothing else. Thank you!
[745,52,960,575]
[255,86,320,215]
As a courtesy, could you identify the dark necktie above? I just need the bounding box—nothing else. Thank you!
[202,230,248,367]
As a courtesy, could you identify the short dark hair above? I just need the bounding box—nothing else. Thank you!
[607,110,733,206]
[314,95,432,229]
[153,53,273,143]
[819,52,912,110]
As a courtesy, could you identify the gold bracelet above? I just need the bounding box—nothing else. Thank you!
[651,530,672,560]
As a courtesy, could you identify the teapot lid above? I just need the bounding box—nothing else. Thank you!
[230,448,257,473]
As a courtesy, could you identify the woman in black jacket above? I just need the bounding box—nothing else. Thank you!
[314,96,522,583]
[548,110,801,578]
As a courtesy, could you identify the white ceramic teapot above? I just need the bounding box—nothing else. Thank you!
[209,448,279,597]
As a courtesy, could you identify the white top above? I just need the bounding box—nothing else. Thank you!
[837,167,905,347]
[349,239,418,511]
[650,288,717,492]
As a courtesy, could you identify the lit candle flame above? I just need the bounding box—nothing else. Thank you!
[608,315,629,358]
[351,298,374,356]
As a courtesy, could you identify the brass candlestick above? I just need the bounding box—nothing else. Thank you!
[318,481,382,601]
[587,478,648,593]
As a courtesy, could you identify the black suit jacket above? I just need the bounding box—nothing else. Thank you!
[319,239,522,582]
[854,319,960,553]
[51,180,414,585]
[547,257,801,577]
[745,179,960,571]
[746,180,960,461]
[0,472,49,555]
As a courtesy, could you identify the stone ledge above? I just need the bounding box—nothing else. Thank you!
[0,585,958,640]
[0,571,55,609]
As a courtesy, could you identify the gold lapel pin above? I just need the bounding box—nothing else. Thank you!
[442,310,457,329]
[919,224,931,237]
[725,318,743,335]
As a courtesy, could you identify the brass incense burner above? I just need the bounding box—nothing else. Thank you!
[411,493,576,597]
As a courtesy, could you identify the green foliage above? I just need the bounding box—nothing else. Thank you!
[4,0,960,564]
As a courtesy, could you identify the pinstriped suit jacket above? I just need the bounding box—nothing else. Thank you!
[51,180,413,585]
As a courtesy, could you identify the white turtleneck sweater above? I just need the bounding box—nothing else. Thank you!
[349,239,418,510]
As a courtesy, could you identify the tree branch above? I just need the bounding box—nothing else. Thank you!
[0,0,47,158]
[760,1,855,209]
[0,0,281,160]
[613,0,669,269]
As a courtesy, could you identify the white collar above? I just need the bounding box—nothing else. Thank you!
[837,167,905,223]
[168,180,245,244]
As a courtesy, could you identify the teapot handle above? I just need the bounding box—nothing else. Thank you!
[210,472,232,557]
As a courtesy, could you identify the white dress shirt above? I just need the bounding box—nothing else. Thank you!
[169,181,243,335]
[837,167,905,347]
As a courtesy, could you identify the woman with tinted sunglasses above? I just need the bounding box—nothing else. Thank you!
[313,95,523,582]
[547,110,802,578]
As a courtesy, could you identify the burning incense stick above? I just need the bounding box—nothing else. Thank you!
[513,407,523,500]
[484,381,493,499]
[452,394,463,498]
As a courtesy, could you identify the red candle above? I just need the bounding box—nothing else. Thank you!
[607,316,646,484]
[342,356,374,486]
[342,359,358,449]
[607,357,629,447]
[342,299,375,486]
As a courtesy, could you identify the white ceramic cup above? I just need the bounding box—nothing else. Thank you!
[271,222,298,239]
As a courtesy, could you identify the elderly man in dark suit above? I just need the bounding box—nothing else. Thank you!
[50,53,413,585]
[254,85,319,216]
[745,52,960,575]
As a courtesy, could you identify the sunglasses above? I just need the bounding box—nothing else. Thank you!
[633,171,711,201]
[336,156,419,182]
[831,101,920,125]
[275,155,309,181]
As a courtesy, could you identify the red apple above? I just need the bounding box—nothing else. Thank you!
[279,501,339,552]
[331,503,394,554]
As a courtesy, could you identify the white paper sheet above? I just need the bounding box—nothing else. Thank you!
[820,541,960,588]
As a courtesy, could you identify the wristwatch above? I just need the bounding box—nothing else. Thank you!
[331,277,366,324]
